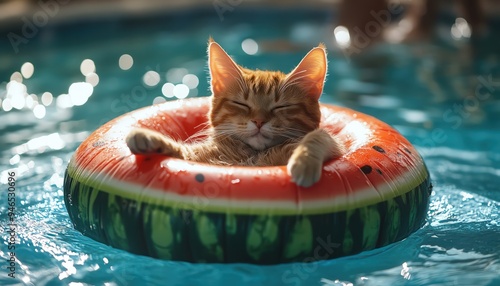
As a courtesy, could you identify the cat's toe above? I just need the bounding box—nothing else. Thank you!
[287,156,322,188]
[126,129,162,154]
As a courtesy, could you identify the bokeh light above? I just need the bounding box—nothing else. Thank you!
[166,68,188,83]
[162,83,175,98]
[119,54,134,70]
[334,26,351,48]
[2,98,12,111]
[173,84,189,99]
[143,71,161,87]
[69,82,94,106]
[85,72,99,87]
[56,94,72,109]
[33,104,46,119]
[10,72,23,83]
[242,38,258,55]
[41,92,53,106]
[80,59,95,76]
[152,96,166,104]
[182,74,199,89]
[25,94,36,109]
[451,18,471,40]
[21,62,34,79]
[7,80,27,110]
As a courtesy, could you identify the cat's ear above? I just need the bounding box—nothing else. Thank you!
[283,44,327,100]
[208,40,245,96]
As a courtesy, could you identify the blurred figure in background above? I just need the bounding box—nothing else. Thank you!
[334,0,486,53]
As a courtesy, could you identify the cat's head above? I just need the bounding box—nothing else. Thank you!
[208,39,327,151]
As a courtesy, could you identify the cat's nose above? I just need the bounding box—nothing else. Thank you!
[251,119,265,129]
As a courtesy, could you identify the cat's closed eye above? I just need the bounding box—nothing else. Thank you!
[228,100,250,111]
[271,104,297,113]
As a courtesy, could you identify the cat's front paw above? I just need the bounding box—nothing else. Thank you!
[126,128,181,157]
[287,150,322,188]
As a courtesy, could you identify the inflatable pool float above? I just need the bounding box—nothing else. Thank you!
[63,97,432,264]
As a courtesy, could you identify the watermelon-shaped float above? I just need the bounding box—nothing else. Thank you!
[63,97,432,264]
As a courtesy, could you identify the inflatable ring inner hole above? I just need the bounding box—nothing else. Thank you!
[130,103,360,167]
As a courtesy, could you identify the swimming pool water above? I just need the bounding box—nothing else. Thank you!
[1,7,499,286]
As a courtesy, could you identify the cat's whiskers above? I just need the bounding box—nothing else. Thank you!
[185,126,213,143]
[270,126,308,138]
[212,124,241,141]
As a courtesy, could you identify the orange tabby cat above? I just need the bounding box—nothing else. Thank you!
[126,39,343,187]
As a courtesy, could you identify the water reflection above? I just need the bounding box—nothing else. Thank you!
[119,54,134,70]
[143,70,161,87]
[33,104,46,119]
[333,26,351,48]
[80,59,96,76]
[167,67,188,83]
[41,92,53,106]
[1,58,102,119]
[69,82,94,106]
[182,74,199,89]
[451,18,471,40]
[85,72,99,87]
[10,71,23,82]
[13,133,65,155]
[242,38,258,55]
[20,62,34,79]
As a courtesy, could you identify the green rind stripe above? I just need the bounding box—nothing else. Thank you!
[64,169,432,264]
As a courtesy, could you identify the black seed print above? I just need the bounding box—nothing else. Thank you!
[195,174,205,183]
[376,169,383,175]
[360,165,372,174]
[404,147,412,154]
[373,146,385,153]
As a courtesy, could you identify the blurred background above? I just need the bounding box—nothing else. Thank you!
[0,0,499,285]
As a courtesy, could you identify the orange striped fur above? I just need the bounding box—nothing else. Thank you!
[126,39,343,187]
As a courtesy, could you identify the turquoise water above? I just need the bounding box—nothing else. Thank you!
[1,7,499,286]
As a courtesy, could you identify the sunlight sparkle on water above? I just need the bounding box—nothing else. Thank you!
[398,109,429,123]
[167,68,188,83]
[119,54,134,70]
[9,154,20,165]
[333,26,351,48]
[25,94,35,109]
[242,38,258,55]
[451,18,471,40]
[153,96,166,104]
[143,71,161,87]
[401,262,411,280]
[14,133,66,154]
[320,278,354,286]
[6,80,28,110]
[85,72,99,87]
[182,74,199,89]
[33,104,46,119]
[21,62,34,79]
[41,92,53,106]
[80,59,96,76]
[2,98,12,111]
[69,82,94,106]
[56,94,73,108]
[10,71,23,83]
[173,84,189,99]
[162,82,175,98]
[11,94,25,110]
